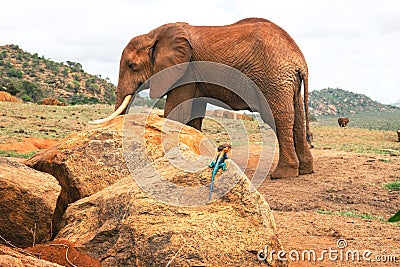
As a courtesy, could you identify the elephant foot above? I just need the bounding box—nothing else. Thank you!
[270,164,299,179]
[299,161,314,175]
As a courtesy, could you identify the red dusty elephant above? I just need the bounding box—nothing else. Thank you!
[90,18,314,179]
[338,117,349,127]
[397,129,400,142]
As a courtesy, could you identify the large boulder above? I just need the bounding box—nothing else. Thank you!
[0,157,60,248]
[26,113,285,266]
[55,149,285,266]
[41,98,66,106]
[25,114,214,235]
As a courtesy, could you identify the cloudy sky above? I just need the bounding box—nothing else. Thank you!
[1,0,399,104]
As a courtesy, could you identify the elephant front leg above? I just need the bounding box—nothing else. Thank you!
[271,116,299,179]
[187,98,206,130]
[164,84,204,130]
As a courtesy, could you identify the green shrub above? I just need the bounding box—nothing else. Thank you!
[20,94,33,102]
[9,44,19,50]
[0,78,47,103]
[69,94,101,105]
[0,50,6,60]
[389,210,400,222]
[384,180,400,191]
[62,68,69,77]
[88,83,99,93]
[7,68,23,78]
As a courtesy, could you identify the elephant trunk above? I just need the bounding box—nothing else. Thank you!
[88,94,132,124]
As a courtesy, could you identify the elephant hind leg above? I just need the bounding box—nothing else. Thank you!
[270,111,299,179]
[293,87,314,175]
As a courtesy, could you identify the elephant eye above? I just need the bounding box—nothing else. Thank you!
[127,61,137,70]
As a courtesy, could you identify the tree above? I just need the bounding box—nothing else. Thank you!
[66,60,83,72]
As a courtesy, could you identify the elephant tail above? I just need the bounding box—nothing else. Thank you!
[300,70,311,137]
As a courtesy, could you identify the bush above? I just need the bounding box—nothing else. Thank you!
[69,94,101,105]
[0,50,6,60]
[88,83,99,93]
[16,53,23,61]
[20,94,33,102]
[9,44,20,50]
[0,78,47,103]
[7,68,23,78]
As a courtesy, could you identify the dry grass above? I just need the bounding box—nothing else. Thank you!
[311,125,400,154]
[1,101,399,157]
[0,102,113,142]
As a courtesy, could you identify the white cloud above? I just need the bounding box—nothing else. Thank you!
[1,0,399,103]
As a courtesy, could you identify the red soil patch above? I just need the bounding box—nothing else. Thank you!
[0,137,59,153]
[25,240,101,267]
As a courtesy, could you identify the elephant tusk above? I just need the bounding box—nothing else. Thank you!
[88,95,132,124]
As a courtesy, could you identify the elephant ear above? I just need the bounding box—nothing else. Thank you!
[149,23,192,98]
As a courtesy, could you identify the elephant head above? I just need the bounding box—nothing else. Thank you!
[89,23,192,124]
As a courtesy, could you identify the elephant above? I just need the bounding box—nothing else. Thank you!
[338,117,350,127]
[397,130,400,142]
[306,132,314,148]
[90,18,314,179]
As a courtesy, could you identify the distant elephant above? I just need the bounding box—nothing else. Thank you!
[90,18,313,178]
[397,130,400,142]
[338,117,349,127]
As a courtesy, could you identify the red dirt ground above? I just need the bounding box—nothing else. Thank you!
[0,137,59,153]
[257,149,400,267]
[25,240,101,267]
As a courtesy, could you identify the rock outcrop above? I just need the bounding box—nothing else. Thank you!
[41,98,66,106]
[206,109,254,121]
[55,157,285,266]
[24,113,285,266]
[0,157,60,248]
[0,91,19,103]
[25,114,214,235]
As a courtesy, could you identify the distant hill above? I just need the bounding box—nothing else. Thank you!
[309,88,399,116]
[0,44,115,105]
